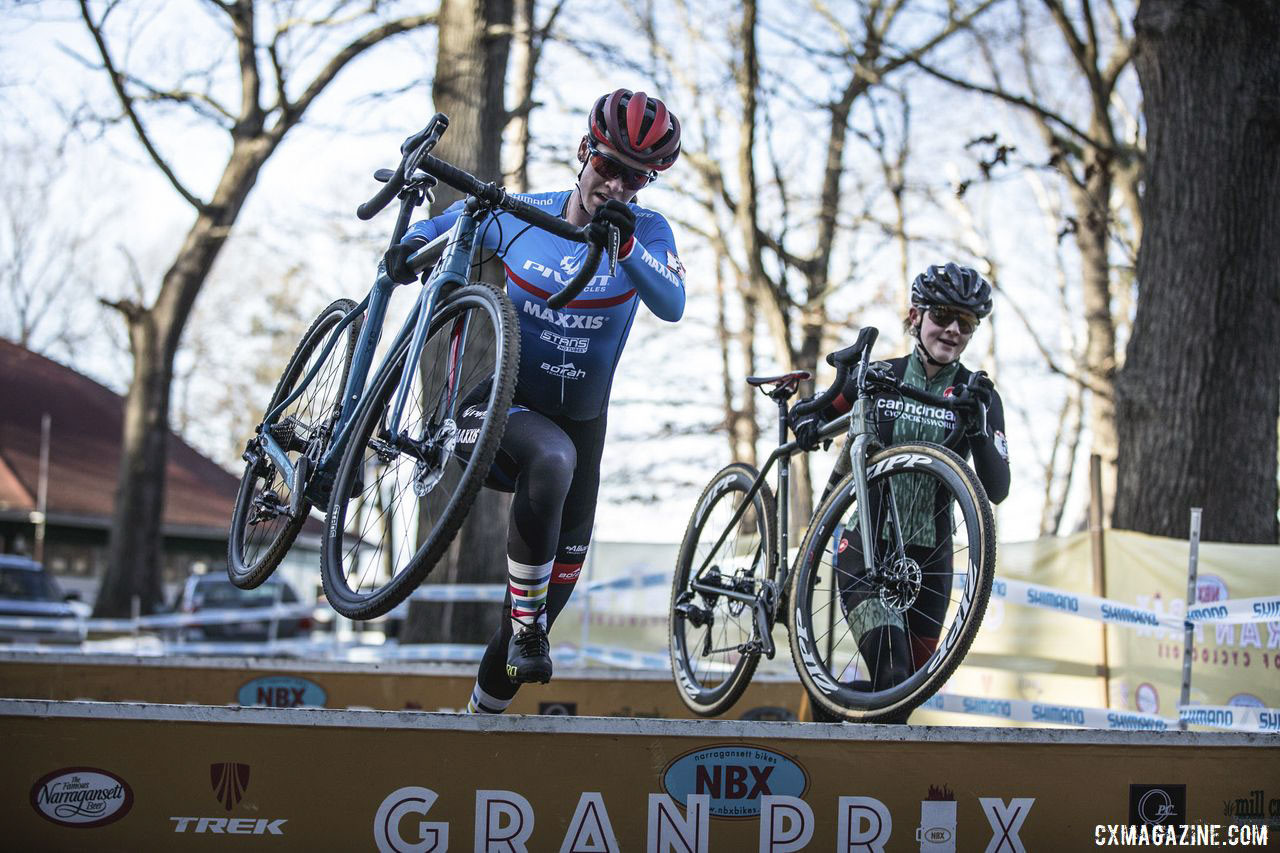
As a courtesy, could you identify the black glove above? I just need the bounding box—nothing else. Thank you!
[586,199,636,250]
[955,372,994,438]
[792,415,823,452]
[382,237,427,284]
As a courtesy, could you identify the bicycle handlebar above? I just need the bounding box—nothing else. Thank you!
[359,115,607,307]
[789,325,990,445]
[790,327,878,420]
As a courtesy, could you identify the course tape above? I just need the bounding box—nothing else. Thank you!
[919,692,1177,731]
[992,580,1280,629]
[1176,704,1280,734]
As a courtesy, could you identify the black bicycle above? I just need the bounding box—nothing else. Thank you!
[227,114,612,621]
[669,327,996,722]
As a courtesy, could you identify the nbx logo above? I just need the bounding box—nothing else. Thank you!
[694,764,774,799]
[211,763,250,811]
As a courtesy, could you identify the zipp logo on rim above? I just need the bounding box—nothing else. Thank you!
[695,475,738,525]
[866,452,933,479]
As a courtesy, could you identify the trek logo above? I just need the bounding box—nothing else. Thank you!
[540,330,590,354]
[523,300,605,329]
[172,817,287,835]
[211,763,250,811]
[541,361,587,380]
[522,258,608,290]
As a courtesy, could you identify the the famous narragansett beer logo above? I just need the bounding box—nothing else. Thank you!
[30,767,134,828]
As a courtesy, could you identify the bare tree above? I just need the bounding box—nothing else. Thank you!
[72,0,436,616]
[505,0,566,192]
[915,0,1141,524]
[1114,0,1279,542]
[0,138,98,358]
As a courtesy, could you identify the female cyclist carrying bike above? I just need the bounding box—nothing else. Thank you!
[383,89,686,714]
[790,263,1010,721]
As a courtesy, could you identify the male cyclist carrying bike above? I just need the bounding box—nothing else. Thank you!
[791,263,1009,720]
[384,89,685,714]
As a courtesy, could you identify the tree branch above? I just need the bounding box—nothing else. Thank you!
[77,0,208,212]
[910,56,1108,150]
[271,12,437,139]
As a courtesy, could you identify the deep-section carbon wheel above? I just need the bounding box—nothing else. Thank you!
[669,462,777,717]
[228,298,361,589]
[788,442,995,722]
[321,283,518,620]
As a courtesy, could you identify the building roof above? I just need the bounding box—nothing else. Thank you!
[0,339,240,535]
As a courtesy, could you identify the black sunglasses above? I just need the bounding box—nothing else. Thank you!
[587,143,656,191]
[926,306,979,335]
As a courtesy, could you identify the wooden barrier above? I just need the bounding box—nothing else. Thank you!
[3,698,1275,851]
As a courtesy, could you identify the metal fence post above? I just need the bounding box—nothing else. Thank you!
[1178,507,1202,731]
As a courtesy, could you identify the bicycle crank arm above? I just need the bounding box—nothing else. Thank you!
[287,456,310,520]
[752,598,776,659]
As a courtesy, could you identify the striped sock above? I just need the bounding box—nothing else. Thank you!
[508,557,552,633]
[465,683,513,715]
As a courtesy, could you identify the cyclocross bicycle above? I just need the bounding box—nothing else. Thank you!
[227,114,610,621]
[669,326,997,722]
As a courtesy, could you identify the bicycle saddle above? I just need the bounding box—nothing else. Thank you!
[746,371,812,399]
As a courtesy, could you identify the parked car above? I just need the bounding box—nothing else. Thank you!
[0,555,87,644]
[173,574,313,642]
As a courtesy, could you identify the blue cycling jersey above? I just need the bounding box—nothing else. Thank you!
[404,190,685,420]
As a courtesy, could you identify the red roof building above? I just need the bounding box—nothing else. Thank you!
[0,340,317,599]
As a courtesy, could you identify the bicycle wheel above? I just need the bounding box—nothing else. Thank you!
[787,442,995,722]
[321,282,518,619]
[228,298,362,589]
[669,463,777,717]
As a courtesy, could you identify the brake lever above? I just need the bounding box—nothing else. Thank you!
[606,224,619,276]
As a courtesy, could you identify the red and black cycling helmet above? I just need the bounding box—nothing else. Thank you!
[910,263,993,319]
[589,88,682,171]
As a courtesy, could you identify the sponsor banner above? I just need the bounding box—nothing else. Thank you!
[1177,704,1280,733]
[918,692,1176,731]
[2,700,1268,851]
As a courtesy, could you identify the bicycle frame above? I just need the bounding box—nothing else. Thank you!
[686,397,857,659]
[254,200,485,503]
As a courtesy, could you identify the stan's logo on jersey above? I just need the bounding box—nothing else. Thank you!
[540,330,589,354]
[541,362,587,380]
[523,300,606,329]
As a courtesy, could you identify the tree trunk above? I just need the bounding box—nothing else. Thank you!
[404,0,513,644]
[1068,152,1120,526]
[1114,0,1280,543]
[94,141,271,616]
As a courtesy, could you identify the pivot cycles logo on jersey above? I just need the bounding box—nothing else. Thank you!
[541,362,587,380]
[30,767,134,828]
[523,300,606,329]
[540,330,590,354]
[522,258,610,291]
